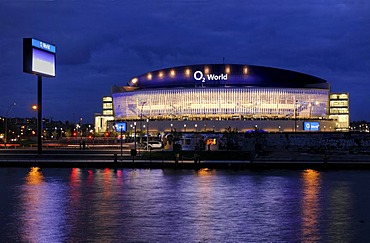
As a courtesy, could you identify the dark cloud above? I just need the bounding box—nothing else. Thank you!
[0,0,370,122]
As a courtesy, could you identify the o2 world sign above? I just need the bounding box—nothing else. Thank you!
[193,70,228,83]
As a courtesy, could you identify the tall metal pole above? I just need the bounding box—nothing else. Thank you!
[134,122,137,151]
[140,113,143,146]
[37,75,43,155]
[146,119,149,151]
[294,99,297,132]
[139,102,146,147]
[120,126,123,161]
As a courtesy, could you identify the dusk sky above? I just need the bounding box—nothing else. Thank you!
[1,1,369,123]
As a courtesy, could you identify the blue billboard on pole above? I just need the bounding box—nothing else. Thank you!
[23,38,56,77]
[114,122,127,132]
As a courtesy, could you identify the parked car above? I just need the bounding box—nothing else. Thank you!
[143,141,163,150]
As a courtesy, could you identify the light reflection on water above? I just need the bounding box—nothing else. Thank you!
[301,169,321,242]
[20,167,68,243]
[1,168,370,242]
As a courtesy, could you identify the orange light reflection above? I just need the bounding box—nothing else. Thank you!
[301,169,321,241]
[196,168,216,177]
[26,167,44,185]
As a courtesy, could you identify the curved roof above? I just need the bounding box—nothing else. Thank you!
[126,64,328,89]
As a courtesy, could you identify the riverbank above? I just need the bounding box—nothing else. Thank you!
[1,155,370,170]
[1,148,370,170]
[2,160,370,170]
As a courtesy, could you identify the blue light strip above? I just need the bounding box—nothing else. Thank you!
[32,38,56,53]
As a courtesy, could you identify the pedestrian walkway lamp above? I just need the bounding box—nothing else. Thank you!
[294,99,298,132]
[120,126,123,160]
[139,101,146,147]
[146,119,149,151]
[134,122,137,150]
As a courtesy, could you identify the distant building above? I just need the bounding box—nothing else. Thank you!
[350,120,369,132]
[94,96,114,134]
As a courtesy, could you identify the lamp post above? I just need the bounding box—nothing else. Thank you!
[143,124,146,151]
[120,124,123,161]
[146,119,149,151]
[79,117,83,137]
[32,105,37,114]
[4,102,16,148]
[134,122,137,151]
[294,99,298,132]
[139,102,146,147]
[31,105,37,138]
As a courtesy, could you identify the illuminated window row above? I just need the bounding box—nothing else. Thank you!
[113,88,329,120]
[330,108,349,114]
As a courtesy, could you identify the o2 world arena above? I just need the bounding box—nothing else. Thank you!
[111,64,346,132]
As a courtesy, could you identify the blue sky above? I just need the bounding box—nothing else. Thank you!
[1,0,369,123]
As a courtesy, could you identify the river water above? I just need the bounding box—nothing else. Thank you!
[1,167,370,242]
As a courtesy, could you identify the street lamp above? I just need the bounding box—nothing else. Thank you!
[120,124,124,161]
[195,124,198,132]
[184,124,186,132]
[4,102,16,148]
[294,99,298,132]
[139,101,146,146]
[134,122,137,150]
[31,105,38,133]
[146,119,149,151]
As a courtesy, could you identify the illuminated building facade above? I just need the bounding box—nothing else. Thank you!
[94,96,114,134]
[111,64,344,132]
[329,93,350,131]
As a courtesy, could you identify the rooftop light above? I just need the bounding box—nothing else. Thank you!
[225,66,231,74]
[204,66,210,74]
[243,67,248,75]
[185,68,191,77]
[131,78,138,84]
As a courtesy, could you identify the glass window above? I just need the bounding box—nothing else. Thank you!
[113,87,329,119]
[103,103,113,109]
[103,97,113,102]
